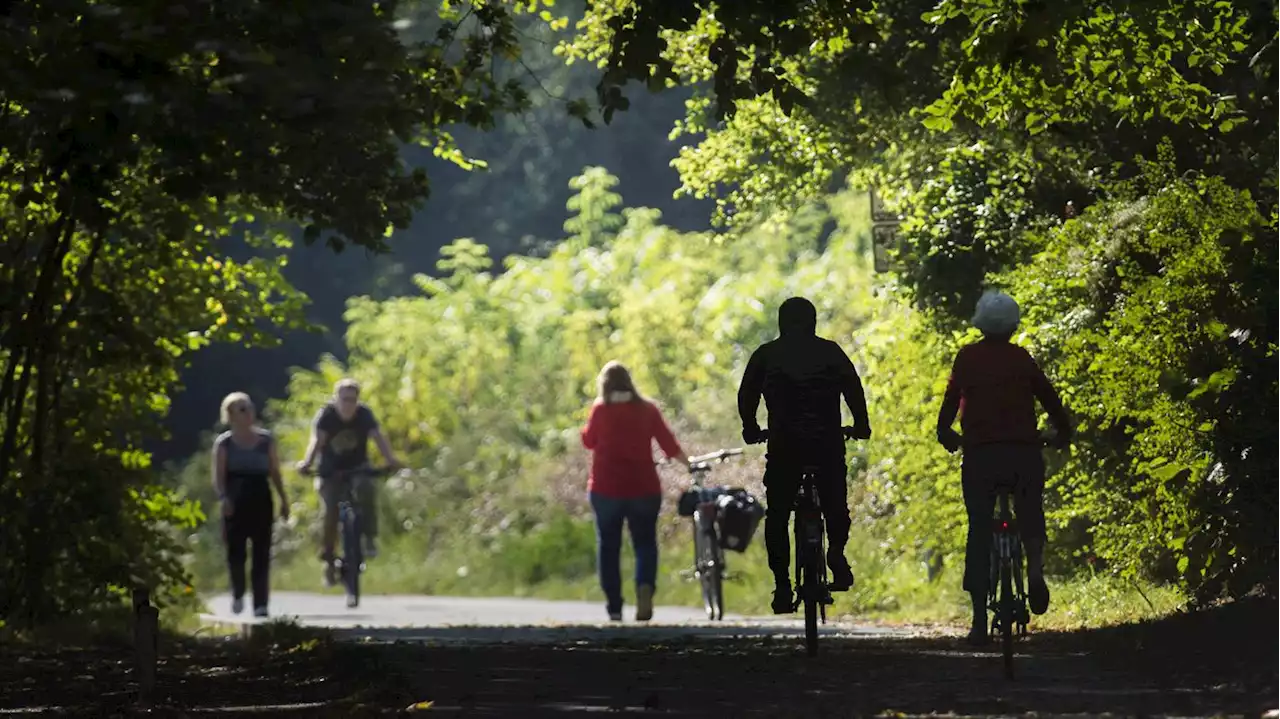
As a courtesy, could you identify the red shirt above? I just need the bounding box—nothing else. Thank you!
[581,399,684,498]
[939,339,1069,446]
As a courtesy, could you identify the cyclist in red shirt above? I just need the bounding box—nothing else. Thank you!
[581,361,689,622]
[936,290,1073,645]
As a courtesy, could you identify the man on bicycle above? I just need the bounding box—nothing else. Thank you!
[936,290,1072,645]
[738,297,872,614]
[296,378,403,588]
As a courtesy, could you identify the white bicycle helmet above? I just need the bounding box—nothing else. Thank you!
[971,290,1021,336]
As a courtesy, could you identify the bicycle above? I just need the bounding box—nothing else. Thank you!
[300,464,396,609]
[683,447,745,620]
[749,426,861,657]
[962,435,1055,679]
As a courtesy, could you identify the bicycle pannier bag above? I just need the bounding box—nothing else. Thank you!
[715,489,765,552]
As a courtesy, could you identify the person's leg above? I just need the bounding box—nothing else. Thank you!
[817,462,853,590]
[319,475,341,586]
[763,458,801,613]
[224,513,248,614]
[589,493,626,619]
[357,472,379,557]
[1014,447,1049,614]
[961,450,996,643]
[249,490,274,615]
[625,494,662,621]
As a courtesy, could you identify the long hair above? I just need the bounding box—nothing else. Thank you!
[596,361,643,405]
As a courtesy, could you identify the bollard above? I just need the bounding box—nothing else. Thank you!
[133,588,159,704]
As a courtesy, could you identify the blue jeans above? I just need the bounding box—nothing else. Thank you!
[589,493,661,614]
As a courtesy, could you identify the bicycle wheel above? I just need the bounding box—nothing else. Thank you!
[803,546,821,657]
[693,523,720,620]
[342,504,363,609]
[705,532,724,621]
[1000,559,1015,679]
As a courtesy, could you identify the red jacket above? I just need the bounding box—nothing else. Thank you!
[938,339,1071,446]
[581,399,684,498]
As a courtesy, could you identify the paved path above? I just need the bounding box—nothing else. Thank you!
[200,591,924,644]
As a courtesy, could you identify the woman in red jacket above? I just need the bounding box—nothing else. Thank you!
[581,361,689,622]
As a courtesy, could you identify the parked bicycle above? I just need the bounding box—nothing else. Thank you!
[749,426,860,657]
[299,464,396,609]
[678,448,744,620]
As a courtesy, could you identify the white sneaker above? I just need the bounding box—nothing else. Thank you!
[253,605,269,618]
[231,596,244,615]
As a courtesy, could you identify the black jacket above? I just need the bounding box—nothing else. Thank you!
[738,302,870,460]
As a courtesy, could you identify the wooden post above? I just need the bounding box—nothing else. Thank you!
[133,587,158,704]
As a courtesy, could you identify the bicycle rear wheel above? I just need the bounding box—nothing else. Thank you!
[342,505,363,609]
[1000,560,1014,679]
[803,547,821,657]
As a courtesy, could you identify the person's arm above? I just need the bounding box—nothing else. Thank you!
[1028,355,1073,444]
[936,353,964,452]
[651,403,689,467]
[297,408,328,470]
[581,402,601,450]
[737,347,766,442]
[212,438,232,516]
[835,346,871,437]
[367,410,401,467]
[267,436,290,520]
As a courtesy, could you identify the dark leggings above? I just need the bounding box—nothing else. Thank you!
[224,477,274,610]
[961,443,1047,598]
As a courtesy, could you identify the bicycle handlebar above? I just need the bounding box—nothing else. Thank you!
[688,448,743,465]
[746,426,866,445]
[944,432,1064,452]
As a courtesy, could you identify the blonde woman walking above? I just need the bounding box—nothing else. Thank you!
[581,362,689,621]
[212,392,289,617]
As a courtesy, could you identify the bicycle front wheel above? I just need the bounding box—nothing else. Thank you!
[706,537,725,621]
[342,506,363,609]
[694,524,723,620]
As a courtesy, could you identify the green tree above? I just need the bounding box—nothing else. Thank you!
[557,0,1278,600]
[0,0,537,625]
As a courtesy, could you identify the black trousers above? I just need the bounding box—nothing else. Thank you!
[762,455,850,578]
[224,478,274,609]
[961,443,1047,597]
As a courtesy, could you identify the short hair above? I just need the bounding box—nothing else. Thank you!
[219,391,253,426]
[334,378,361,396]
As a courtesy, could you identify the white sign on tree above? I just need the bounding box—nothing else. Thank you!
[870,188,902,273]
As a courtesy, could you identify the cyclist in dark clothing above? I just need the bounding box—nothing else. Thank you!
[297,378,402,588]
[738,297,872,614]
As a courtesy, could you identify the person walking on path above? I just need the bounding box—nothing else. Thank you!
[212,392,289,617]
[581,361,689,622]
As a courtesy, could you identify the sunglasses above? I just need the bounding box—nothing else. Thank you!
[233,403,254,414]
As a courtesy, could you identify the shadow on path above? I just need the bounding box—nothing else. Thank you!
[0,597,1274,717]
